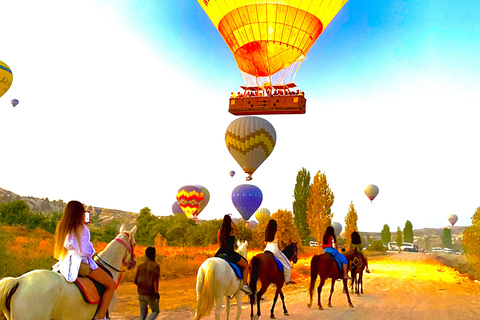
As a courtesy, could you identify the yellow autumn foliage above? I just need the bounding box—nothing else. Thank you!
[463,206,480,274]
[271,209,301,249]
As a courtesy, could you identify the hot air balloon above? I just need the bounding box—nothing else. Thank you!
[232,184,263,221]
[229,170,235,178]
[448,214,458,226]
[0,60,13,99]
[11,99,18,107]
[195,185,210,216]
[226,116,276,181]
[172,201,186,218]
[176,185,204,219]
[333,222,343,237]
[364,184,379,202]
[254,208,271,224]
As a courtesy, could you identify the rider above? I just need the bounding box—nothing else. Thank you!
[322,226,351,280]
[52,200,116,320]
[350,231,370,273]
[264,219,295,284]
[214,214,252,295]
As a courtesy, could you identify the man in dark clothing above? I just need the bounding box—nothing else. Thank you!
[134,247,160,320]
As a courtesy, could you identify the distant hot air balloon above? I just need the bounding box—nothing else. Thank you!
[254,208,271,224]
[195,185,210,216]
[229,170,235,178]
[448,214,458,226]
[11,99,18,107]
[226,116,276,181]
[176,185,204,219]
[197,0,349,87]
[333,222,343,237]
[232,184,263,221]
[172,201,186,218]
[364,184,379,202]
[0,60,13,99]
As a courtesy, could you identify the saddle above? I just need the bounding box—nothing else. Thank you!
[217,254,243,279]
[264,251,284,272]
[73,263,112,304]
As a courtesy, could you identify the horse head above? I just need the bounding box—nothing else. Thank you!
[236,240,248,259]
[283,242,299,264]
[116,224,137,270]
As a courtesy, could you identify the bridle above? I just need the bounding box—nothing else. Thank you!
[95,231,136,274]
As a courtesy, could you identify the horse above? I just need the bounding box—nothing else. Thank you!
[195,240,248,320]
[307,251,354,310]
[344,249,366,295]
[248,242,298,320]
[0,224,137,320]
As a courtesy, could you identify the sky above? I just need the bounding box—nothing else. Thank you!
[1,0,479,232]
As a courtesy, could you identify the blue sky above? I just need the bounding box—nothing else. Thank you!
[1,1,479,232]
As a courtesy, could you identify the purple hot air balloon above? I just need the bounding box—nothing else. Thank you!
[11,99,19,107]
[231,184,263,221]
[172,201,186,218]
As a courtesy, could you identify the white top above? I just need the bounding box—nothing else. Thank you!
[52,224,98,282]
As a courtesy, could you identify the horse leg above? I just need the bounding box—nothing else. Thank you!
[225,296,231,320]
[328,279,335,308]
[279,290,289,316]
[270,287,281,319]
[317,277,326,310]
[359,271,364,294]
[234,291,243,320]
[343,279,354,308]
[214,296,223,320]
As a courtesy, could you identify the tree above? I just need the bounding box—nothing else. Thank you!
[463,207,480,273]
[442,228,452,248]
[271,209,301,249]
[425,236,431,252]
[344,202,358,251]
[381,224,391,245]
[306,170,334,254]
[403,220,414,243]
[293,168,311,245]
[396,227,403,251]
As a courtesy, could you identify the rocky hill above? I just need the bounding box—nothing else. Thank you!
[0,187,138,225]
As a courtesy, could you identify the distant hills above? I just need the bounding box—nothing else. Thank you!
[0,187,138,225]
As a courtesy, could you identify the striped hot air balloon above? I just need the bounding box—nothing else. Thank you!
[225,116,276,181]
[176,185,205,219]
[0,60,13,99]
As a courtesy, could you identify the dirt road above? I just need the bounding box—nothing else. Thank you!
[114,253,480,319]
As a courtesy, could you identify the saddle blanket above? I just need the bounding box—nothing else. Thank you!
[227,261,242,279]
[74,277,106,304]
[264,251,284,272]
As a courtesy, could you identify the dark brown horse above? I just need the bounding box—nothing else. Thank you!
[345,249,366,295]
[248,243,298,320]
[307,252,354,310]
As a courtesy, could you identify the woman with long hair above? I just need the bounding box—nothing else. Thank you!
[264,219,294,284]
[214,214,252,294]
[52,200,116,320]
[350,231,370,273]
[322,226,351,279]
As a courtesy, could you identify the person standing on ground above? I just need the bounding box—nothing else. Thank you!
[135,247,160,320]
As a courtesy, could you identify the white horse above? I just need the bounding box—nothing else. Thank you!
[195,240,248,320]
[0,224,137,320]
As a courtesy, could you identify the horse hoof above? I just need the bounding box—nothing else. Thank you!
[350,304,355,308]
[307,303,312,309]
[284,312,289,316]
[270,315,275,319]
[328,304,332,308]
[318,307,323,310]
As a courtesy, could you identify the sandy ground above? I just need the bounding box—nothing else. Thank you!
[113,253,480,320]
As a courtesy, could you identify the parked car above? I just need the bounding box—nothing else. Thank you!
[432,247,443,252]
[310,241,318,247]
[444,248,453,254]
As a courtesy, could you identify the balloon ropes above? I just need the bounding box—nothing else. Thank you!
[0,60,13,99]
[225,116,276,181]
[176,185,208,220]
[448,214,458,226]
[232,184,263,221]
[364,184,379,202]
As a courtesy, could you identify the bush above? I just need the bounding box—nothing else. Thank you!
[366,240,387,252]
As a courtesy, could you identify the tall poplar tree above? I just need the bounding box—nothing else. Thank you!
[396,227,403,251]
[442,228,452,248]
[344,202,358,250]
[403,220,414,243]
[381,224,391,245]
[293,168,311,245]
[306,170,334,254]
[463,207,480,272]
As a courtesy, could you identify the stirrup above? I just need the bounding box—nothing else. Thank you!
[241,285,252,295]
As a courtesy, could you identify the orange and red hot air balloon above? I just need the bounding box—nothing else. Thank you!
[176,185,205,219]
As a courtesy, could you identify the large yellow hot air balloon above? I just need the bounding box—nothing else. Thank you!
[225,116,276,180]
[0,60,13,99]
[197,0,348,86]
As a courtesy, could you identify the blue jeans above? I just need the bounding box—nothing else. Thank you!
[138,294,159,320]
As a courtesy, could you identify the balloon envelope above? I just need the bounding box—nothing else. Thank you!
[364,184,379,202]
[176,185,204,219]
[333,222,343,237]
[11,99,18,107]
[232,184,263,221]
[172,201,186,218]
[229,170,235,177]
[0,60,13,99]
[197,0,349,85]
[448,214,458,226]
[226,116,276,180]
[195,185,210,216]
[254,208,271,224]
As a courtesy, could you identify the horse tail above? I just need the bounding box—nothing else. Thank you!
[0,277,19,319]
[249,255,260,297]
[309,255,320,297]
[195,260,216,320]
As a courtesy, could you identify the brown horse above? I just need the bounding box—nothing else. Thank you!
[248,242,298,320]
[345,249,366,295]
[307,252,354,310]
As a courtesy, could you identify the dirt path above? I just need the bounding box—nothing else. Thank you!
[113,253,480,319]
